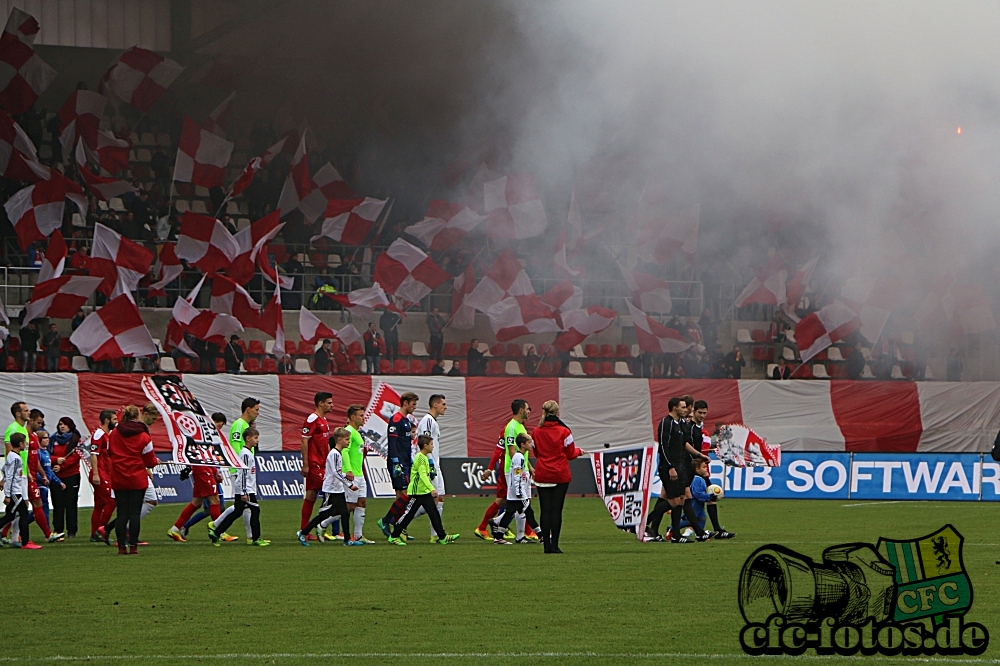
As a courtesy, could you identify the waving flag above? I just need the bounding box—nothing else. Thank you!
[203,91,235,136]
[782,256,819,322]
[373,239,450,304]
[487,295,561,342]
[299,307,361,347]
[173,115,233,188]
[463,249,533,313]
[99,46,183,111]
[311,197,386,245]
[37,230,66,284]
[148,242,183,297]
[405,200,485,251]
[76,140,135,200]
[24,275,102,323]
[0,110,38,180]
[0,7,56,115]
[277,133,355,222]
[540,279,583,314]
[634,180,699,264]
[734,255,787,308]
[210,275,261,330]
[483,174,548,240]
[70,294,157,360]
[554,191,585,278]
[712,424,781,468]
[176,212,240,274]
[226,211,283,284]
[224,137,286,201]
[58,90,106,153]
[553,306,618,352]
[89,223,154,297]
[5,178,67,249]
[627,301,692,354]
[620,262,672,314]
[794,300,861,363]
[259,282,284,356]
[328,283,390,319]
[450,263,476,330]
[170,291,244,345]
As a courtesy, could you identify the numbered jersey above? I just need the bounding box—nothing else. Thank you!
[302,413,331,469]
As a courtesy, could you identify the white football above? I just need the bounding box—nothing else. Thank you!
[681,527,695,539]
[708,484,724,499]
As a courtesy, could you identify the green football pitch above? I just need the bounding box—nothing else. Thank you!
[16,497,1000,665]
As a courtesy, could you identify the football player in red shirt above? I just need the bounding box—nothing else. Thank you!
[89,410,117,542]
[300,392,333,538]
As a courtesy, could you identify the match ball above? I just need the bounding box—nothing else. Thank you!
[708,484,724,499]
[681,527,695,539]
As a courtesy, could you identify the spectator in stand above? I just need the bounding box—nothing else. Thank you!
[42,323,61,372]
[379,307,401,362]
[525,345,540,377]
[846,341,866,380]
[431,359,446,375]
[150,148,169,184]
[223,335,244,374]
[700,309,718,349]
[947,349,963,382]
[363,323,383,375]
[558,347,572,377]
[314,339,333,375]
[772,356,792,380]
[312,269,336,309]
[681,349,701,379]
[447,360,462,376]
[724,345,745,379]
[68,244,90,272]
[467,338,486,376]
[281,255,304,310]
[684,317,702,347]
[71,309,85,331]
[19,320,39,372]
[333,339,354,374]
[637,351,653,378]
[427,308,445,362]
[49,417,82,538]
[871,350,892,380]
[27,243,42,268]
[697,352,711,378]
[278,354,295,375]
[203,340,220,374]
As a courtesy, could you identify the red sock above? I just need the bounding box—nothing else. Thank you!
[174,503,197,528]
[479,502,500,531]
[90,507,103,536]
[33,507,51,537]
[209,503,221,521]
[99,503,116,528]
[301,498,316,531]
[1,524,8,538]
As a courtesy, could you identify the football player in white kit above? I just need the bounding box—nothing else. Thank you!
[414,394,447,531]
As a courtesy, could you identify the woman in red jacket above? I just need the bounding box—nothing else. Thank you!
[109,404,160,555]
[49,417,82,538]
[531,400,583,554]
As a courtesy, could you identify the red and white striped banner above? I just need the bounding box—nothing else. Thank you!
[0,375,995,457]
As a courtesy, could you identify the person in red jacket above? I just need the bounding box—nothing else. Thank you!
[49,417,83,537]
[109,404,160,555]
[531,400,583,554]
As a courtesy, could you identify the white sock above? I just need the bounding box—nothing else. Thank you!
[141,503,155,520]
[11,521,19,541]
[353,507,365,540]
[414,505,426,519]
[515,514,526,540]
[243,510,252,539]
[214,504,235,528]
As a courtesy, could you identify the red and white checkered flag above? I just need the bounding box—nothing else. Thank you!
[299,307,360,346]
[75,140,135,201]
[99,46,183,112]
[173,115,233,188]
[260,281,284,356]
[70,294,157,361]
[37,230,66,284]
[463,249,533,313]
[24,275,103,323]
[226,211,283,284]
[224,137,286,201]
[373,239,451,304]
[0,110,39,180]
[89,223,154,297]
[176,212,240,274]
[210,275,262,330]
[0,8,56,115]
[148,242,183,298]
[405,200,485,251]
[627,300,692,354]
[483,174,548,240]
[553,306,618,352]
[277,133,355,222]
[5,178,67,250]
[311,197,386,246]
[487,295,562,342]
[58,90,106,155]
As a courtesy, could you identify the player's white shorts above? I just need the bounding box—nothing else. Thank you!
[432,469,445,496]
[144,477,157,503]
[345,476,367,503]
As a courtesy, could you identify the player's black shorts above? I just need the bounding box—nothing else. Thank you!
[663,467,689,499]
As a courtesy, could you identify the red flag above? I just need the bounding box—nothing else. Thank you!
[487,295,561,342]
[5,179,66,250]
[37,230,66,283]
[224,137,286,201]
[373,239,450,304]
[58,90,106,153]
[99,46,183,111]
[483,174,548,240]
[0,8,56,115]
[794,301,861,363]
[176,212,240,274]
[553,306,618,352]
[173,115,234,188]
[24,275,102,323]
[88,223,154,297]
[227,211,283,284]
[277,133,355,222]
[405,200,485,251]
[148,242,183,298]
[210,275,262,330]
[298,307,361,347]
[311,197,386,246]
[69,294,157,360]
[734,255,787,307]
[627,301,692,354]
[259,282,284,356]
[463,249,533,312]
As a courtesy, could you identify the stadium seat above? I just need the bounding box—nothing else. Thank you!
[58,356,71,372]
[5,357,17,371]
[444,342,459,357]
[489,344,504,357]
[505,360,523,375]
[236,339,248,353]
[584,344,599,358]
[751,347,768,362]
[827,346,844,362]
[599,361,614,375]
[566,361,585,376]
[571,345,585,358]
[59,338,75,353]
[901,347,915,362]
[862,364,876,379]
[109,197,126,211]
[174,199,191,213]
[750,329,767,343]
[294,359,312,374]
[177,357,194,373]
[792,363,812,379]
[782,346,796,361]
[156,133,171,147]
[766,363,778,377]
[459,343,471,355]
[924,365,934,379]
[379,359,392,374]
[411,341,429,356]
[599,344,614,358]
[109,358,123,372]
[812,364,830,379]
[244,358,261,373]
[6,338,19,353]
[537,361,554,375]
[70,355,90,372]
[191,200,209,214]
[813,349,827,361]
[398,341,412,357]
[615,344,630,358]
[736,329,753,344]
[139,132,156,146]
[537,344,553,356]
[411,359,427,374]
[248,340,265,355]
[891,364,905,380]
[582,361,599,376]
[506,343,523,357]
[486,360,504,376]
[828,364,844,378]
[298,340,313,355]
[614,361,632,376]
[35,356,46,372]
[861,347,871,360]
[900,331,915,345]
[458,360,468,375]
[284,341,298,356]
[441,360,453,373]
[262,357,278,373]
[394,359,409,374]
[215,358,226,373]
[159,357,177,372]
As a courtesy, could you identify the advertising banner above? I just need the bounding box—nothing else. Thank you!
[590,445,655,540]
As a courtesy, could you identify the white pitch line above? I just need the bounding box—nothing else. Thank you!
[841,501,905,507]
[2,653,999,664]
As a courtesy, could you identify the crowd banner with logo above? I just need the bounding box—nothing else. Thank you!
[712,424,781,467]
[591,444,655,541]
[141,374,243,467]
